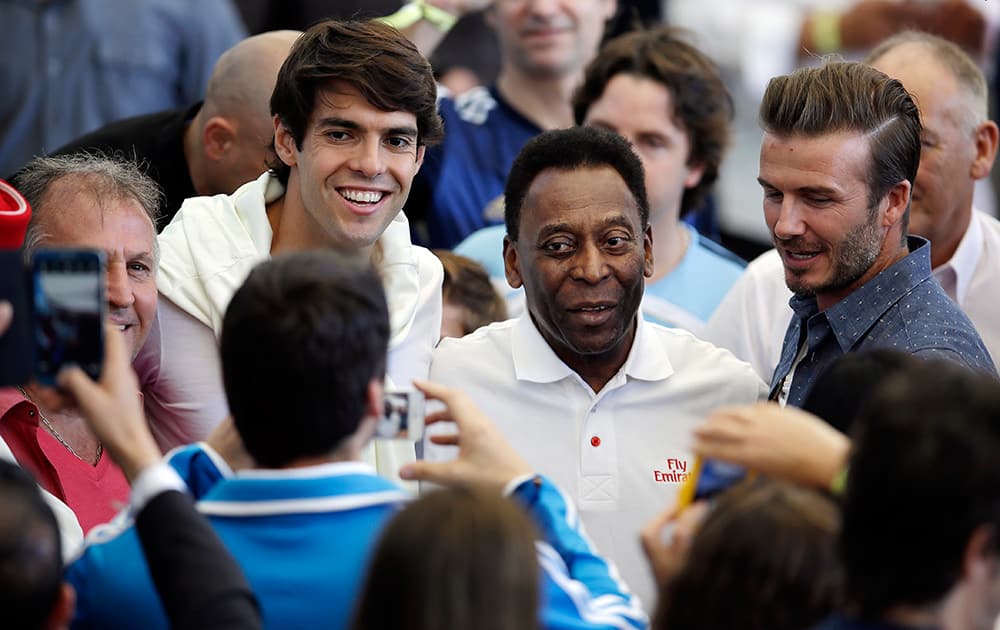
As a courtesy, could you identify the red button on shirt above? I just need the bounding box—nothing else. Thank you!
[590,436,601,447]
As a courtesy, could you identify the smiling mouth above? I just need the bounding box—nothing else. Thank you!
[338,188,385,205]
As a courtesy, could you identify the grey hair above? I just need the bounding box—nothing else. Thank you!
[13,152,163,263]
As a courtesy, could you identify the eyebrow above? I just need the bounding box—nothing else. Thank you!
[757,178,840,196]
[314,117,418,138]
[536,214,637,240]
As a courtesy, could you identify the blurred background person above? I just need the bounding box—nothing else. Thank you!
[52,30,300,231]
[434,250,507,339]
[0,0,246,177]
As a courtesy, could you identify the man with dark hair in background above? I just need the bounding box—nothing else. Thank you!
[756,61,993,407]
[427,126,765,609]
[819,359,1000,630]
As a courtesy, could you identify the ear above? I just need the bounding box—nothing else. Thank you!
[882,179,911,230]
[364,378,385,422]
[273,115,298,168]
[642,225,654,278]
[414,144,426,175]
[684,161,706,189]
[46,582,75,630]
[970,121,999,181]
[503,234,523,290]
[202,116,238,162]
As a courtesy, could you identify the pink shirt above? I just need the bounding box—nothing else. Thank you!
[0,388,129,533]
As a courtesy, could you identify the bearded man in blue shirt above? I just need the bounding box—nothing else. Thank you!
[757,61,995,407]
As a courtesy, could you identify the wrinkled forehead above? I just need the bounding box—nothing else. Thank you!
[37,177,156,247]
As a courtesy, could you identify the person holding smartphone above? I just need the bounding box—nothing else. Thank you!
[0,153,160,536]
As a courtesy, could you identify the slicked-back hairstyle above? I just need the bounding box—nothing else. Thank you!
[842,359,1000,617]
[434,250,508,336]
[220,251,389,468]
[866,30,989,128]
[504,126,648,241]
[12,152,162,262]
[267,19,444,185]
[0,461,62,630]
[573,25,733,217]
[352,486,540,630]
[655,479,840,630]
[760,61,921,228]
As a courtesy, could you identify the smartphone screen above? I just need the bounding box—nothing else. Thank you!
[376,389,425,440]
[31,249,105,385]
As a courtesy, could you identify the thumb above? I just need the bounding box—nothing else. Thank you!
[399,460,456,486]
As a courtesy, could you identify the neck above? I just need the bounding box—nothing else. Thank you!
[183,112,212,196]
[266,181,374,262]
[495,70,579,130]
[648,213,688,284]
[20,385,102,466]
[549,318,637,394]
[816,234,910,312]
[929,207,973,269]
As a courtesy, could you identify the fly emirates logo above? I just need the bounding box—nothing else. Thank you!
[653,458,692,483]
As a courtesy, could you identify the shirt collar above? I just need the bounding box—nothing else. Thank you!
[820,236,933,352]
[510,309,674,385]
[932,209,983,305]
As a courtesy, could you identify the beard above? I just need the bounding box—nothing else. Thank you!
[781,210,884,298]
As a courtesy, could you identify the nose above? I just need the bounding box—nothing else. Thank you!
[571,241,611,285]
[349,137,386,179]
[771,197,807,241]
[526,0,559,17]
[106,262,134,310]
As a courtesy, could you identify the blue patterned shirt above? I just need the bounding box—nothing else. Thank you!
[769,237,996,407]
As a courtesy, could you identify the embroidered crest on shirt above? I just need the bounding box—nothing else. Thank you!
[455,86,498,125]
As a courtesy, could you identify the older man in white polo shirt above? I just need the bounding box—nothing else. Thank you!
[426,127,766,610]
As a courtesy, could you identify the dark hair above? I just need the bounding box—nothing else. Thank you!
[220,251,389,468]
[759,61,921,237]
[352,486,540,630]
[434,250,507,336]
[0,461,63,630]
[504,126,648,241]
[267,19,444,184]
[802,349,917,435]
[655,480,840,630]
[842,359,1000,616]
[573,25,732,217]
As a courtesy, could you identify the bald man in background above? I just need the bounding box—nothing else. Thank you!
[52,30,301,230]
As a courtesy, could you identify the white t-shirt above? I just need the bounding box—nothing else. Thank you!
[426,312,767,610]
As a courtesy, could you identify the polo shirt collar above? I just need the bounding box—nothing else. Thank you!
[510,309,674,385]
[933,209,983,305]
[822,236,933,353]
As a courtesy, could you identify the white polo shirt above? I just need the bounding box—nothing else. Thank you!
[427,312,767,610]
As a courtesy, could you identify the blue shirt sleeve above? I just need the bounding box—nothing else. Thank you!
[509,476,649,630]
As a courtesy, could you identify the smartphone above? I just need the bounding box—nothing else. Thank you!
[376,389,425,440]
[30,249,106,385]
[0,250,32,387]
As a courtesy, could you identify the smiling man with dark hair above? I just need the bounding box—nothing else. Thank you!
[426,126,766,610]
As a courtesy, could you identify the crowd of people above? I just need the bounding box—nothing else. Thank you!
[2,1,1000,629]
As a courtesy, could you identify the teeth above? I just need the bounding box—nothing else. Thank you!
[579,306,609,312]
[119,325,127,331]
[340,189,383,204]
[788,252,817,260]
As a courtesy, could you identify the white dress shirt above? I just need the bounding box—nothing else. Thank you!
[426,312,767,610]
